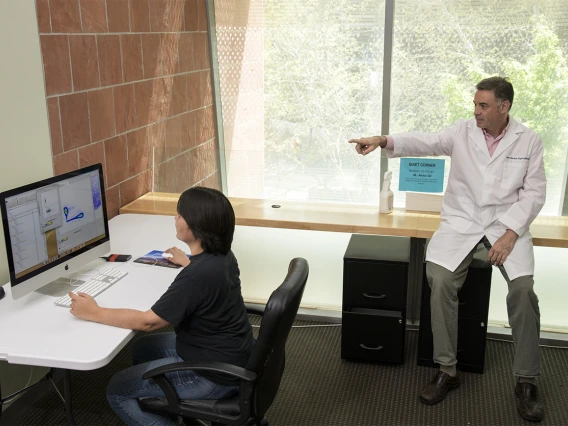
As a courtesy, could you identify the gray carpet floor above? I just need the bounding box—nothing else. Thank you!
[8,317,568,425]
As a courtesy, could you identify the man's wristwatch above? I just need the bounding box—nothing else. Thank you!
[376,135,387,148]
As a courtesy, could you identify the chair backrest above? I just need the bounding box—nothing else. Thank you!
[245,257,309,418]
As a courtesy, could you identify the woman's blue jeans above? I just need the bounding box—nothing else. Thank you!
[106,332,238,426]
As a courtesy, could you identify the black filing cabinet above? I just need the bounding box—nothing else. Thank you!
[342,234,410,364]
[417,251,492,373]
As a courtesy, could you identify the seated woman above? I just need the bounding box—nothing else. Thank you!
[69,187,254,426]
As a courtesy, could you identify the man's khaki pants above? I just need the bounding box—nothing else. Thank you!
[425,241,541,378]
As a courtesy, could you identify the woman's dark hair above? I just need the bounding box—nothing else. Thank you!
[177,187,235,255]
[476,76,514,111]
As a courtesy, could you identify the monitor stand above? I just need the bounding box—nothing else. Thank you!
[35,276,87,298]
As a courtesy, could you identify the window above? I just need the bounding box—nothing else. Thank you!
[215,0,385,203]
[389,0,568,215]
[213,0,568,213]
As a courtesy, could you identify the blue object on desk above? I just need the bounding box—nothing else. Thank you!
[133,250,191,269]
[399,158,445,193]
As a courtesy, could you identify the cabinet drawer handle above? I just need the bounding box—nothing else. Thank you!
[459,301,467,306]
[359,344,384,351]
[363,293,387,299]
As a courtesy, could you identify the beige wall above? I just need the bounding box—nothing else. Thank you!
[0,0,54,286]
[0,0,54,411]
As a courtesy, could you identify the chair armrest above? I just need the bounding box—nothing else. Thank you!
[139,362,257,423]
[245,303,265,316]
[142,361,257,382]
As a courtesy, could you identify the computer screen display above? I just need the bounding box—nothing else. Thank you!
[0,164,110,295]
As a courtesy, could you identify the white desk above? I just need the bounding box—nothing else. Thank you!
[0,214,181,423]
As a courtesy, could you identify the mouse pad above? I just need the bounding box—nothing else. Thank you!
[133,250,190,269]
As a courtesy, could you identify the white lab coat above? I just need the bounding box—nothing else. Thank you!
[386,117,546,281]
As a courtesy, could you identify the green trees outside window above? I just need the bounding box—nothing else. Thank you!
[218,0,568,214]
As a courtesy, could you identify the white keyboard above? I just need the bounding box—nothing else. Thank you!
[54,267,128,307]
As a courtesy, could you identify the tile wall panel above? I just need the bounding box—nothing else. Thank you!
[80,0,108,32]
[50,0,82,33]
[141,33,162,78]
[106,0,129,32]
[88,88,116,142]
[46,98,63,155]
[97,34,123,86]
[40,35,72,95]
[69,35,100,90]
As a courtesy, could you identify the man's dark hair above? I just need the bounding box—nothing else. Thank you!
[476,76,514,111]
[177,187,235,255]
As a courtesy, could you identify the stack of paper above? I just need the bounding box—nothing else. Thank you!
[405,191,444,212]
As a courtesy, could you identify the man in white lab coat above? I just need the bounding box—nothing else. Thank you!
[349,77,546,422]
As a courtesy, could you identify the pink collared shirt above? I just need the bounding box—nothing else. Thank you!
[482,124,508,157]
[385,119,510,157]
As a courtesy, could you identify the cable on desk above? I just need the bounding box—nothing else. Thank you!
[52,272,99,287]
[52,263,128,287]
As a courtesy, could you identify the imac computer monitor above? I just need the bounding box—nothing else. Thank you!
[0,164,110,299]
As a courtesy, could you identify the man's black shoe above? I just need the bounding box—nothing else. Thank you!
[419,370,461,405]
[515,382,544,422]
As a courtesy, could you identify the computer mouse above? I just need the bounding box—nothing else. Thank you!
[0,287,5,300]
[161,252,173,259]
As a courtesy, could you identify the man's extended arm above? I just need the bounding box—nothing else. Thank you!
[348,135,388,155]
[349,122,460,158]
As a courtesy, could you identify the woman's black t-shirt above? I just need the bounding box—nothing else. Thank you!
[151,250,254,386]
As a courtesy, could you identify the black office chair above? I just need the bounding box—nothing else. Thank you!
[138,257,309,426]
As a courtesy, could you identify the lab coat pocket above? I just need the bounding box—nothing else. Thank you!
[501,160,527,190]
